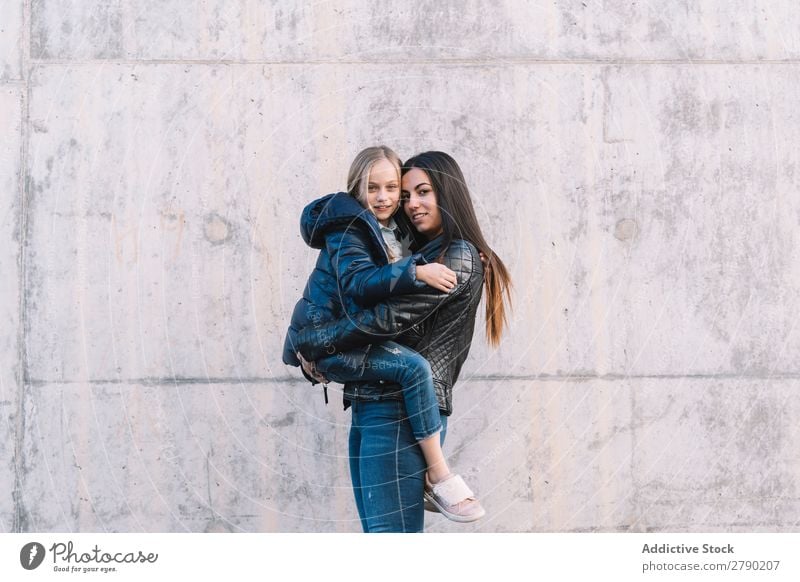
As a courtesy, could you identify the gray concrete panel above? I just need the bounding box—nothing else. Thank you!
[0,86,22,532]
[20,381,357,532]
[26,64,800,384]
[30,1,800,62]
[14,2,800,534]
[631,379,800,532]
[0,1,23,80]
[427,378,635,533]
[428,377,800,533]
[595,65,800,377]
[20,376,631,532]
[26,64,319,382]
[458,64,800,379]
[21,376,795,532]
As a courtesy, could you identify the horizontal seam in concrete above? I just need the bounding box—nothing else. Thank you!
[476,373,800,381]
[26,58,800,66]
[24,372,800,387]
[644,524,800,532]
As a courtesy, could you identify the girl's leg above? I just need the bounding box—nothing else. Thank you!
[317,345,442,438]
[357,342,452,483]
[417,432,450,483]
[320,344,453,482]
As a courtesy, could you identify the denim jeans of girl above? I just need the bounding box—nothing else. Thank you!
[348,399,448,532]
[315,341,442,440]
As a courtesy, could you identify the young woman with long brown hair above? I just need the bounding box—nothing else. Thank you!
[295,151,512,532]
[284,147,489,524]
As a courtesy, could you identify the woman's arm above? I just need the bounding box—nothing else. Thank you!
[296,240,481,361]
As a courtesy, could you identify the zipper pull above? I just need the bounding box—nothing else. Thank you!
[323,383,329,405]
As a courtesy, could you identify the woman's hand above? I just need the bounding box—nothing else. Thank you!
[297,352,328,384]
[416,263,458,292]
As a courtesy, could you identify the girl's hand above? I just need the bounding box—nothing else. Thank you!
[297,352,328,384]
[416,263,458,292]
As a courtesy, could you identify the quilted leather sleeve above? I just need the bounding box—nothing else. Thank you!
[325,227,426,305]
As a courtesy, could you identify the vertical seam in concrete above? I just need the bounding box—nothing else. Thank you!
[13,0,31,534]
[630,382,640,531]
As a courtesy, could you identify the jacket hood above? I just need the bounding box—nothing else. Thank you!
[300,192,384,250]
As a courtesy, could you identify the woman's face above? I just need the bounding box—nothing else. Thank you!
[365,158,401,225]
[402,168,443,238]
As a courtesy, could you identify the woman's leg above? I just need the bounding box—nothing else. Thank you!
[349,401,449,532]
[348,402,369,533]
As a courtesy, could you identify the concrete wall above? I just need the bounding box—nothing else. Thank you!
[2,1,799,532]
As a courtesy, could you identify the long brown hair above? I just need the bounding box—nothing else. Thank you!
[402,151,512,346]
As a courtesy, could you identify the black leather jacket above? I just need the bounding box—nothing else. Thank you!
[283,192,428,373]
[295,236,484,416]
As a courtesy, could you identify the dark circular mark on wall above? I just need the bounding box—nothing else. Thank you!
[614,218,639,242]
[204,212,233,245]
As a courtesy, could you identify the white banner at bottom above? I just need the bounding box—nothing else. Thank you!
[2,533,798,581]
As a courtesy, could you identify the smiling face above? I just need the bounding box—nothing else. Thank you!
[365,158,401,226]
[402,168,443,238]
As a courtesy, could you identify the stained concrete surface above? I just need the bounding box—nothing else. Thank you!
[28,1,800,62]
[19,381,354,532]
[0,85,23,533]
[0,1,23,80]
[2,2,800,532]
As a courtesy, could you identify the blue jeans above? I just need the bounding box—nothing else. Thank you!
[315,341,442,440]
[348,399,448,532]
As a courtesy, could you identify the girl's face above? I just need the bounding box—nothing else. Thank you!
[402,168,443,238]
[365,158,401,225]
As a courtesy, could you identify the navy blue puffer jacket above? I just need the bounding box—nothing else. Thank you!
[282,192,427,370]
[294,236,484,416]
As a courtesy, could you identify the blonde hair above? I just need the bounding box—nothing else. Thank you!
[346,146,402,205]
